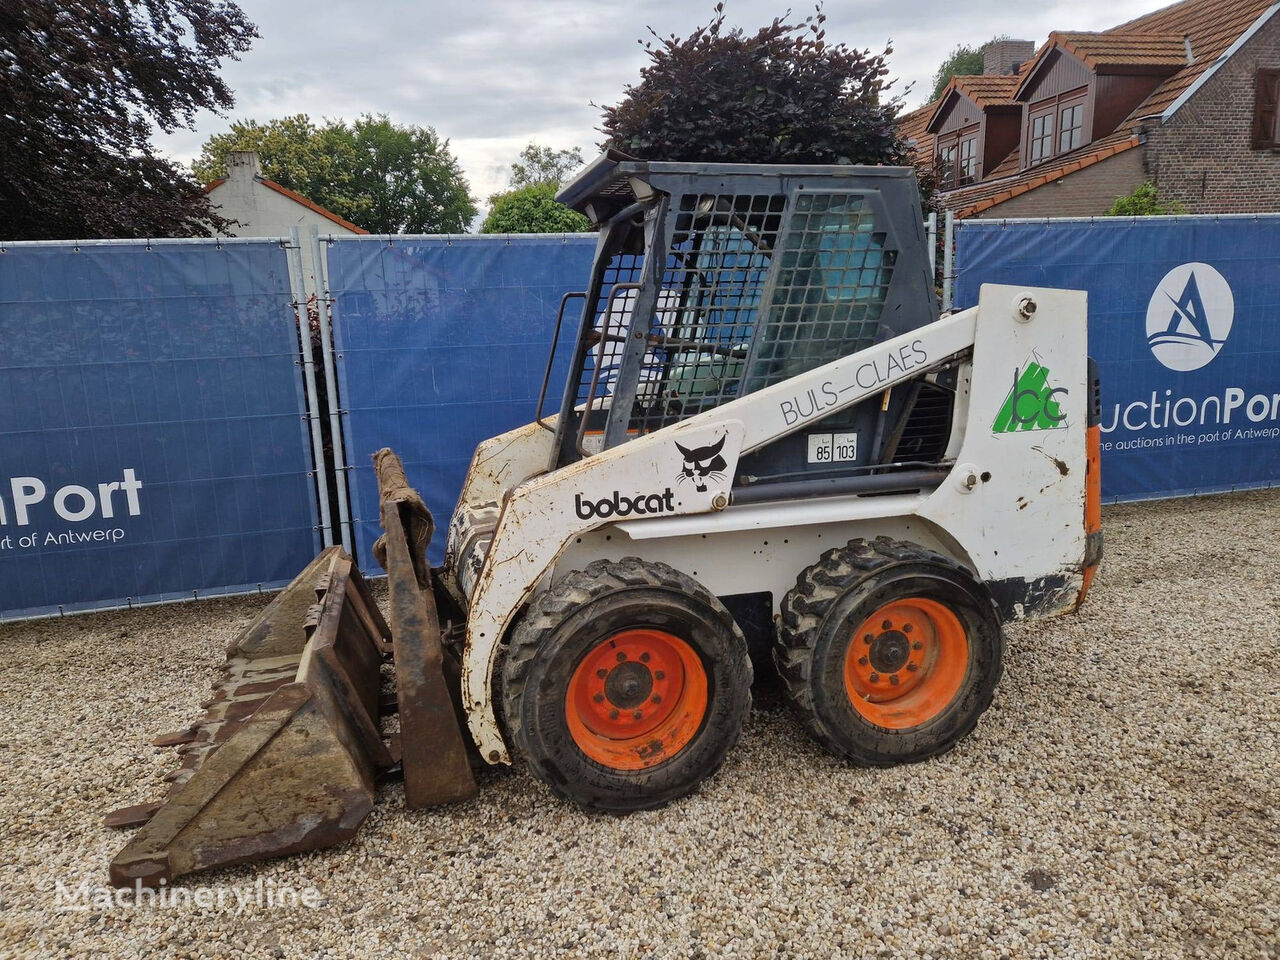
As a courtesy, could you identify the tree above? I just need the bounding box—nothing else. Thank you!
[929,44,987,101]
[508,145,586,190]
[600,5,908,168]
[1105,181,1186,217]
[194,116,359,210]
[479,143,589,234]
[1,0,257,240]
[195,114,477,233]
[480,184,592,234]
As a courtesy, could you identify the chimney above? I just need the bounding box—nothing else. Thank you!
[226,150,262,182]
[984,39,1036,76]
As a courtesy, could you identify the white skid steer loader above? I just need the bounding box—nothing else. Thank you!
[107,154,1102,886]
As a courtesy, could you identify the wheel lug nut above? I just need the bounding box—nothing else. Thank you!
[869,673,880,683]
[858,656,868,666]
[881,620,892,630]
[652,695,662,704]
[594,693,604,703]
[903,624,913,633]
[616,652,627,662]
[907,663,919,672]
[609,709,619,720]
[640,652,651,663]
[912,641,923,651]
[890,675,900,686]
[655,670,665,680]
[633,710,644,720]
[596,668,607,678]
[863,634,874,644]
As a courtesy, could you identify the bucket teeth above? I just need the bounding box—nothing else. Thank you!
[108,546,394,888]
[108,451,479,889]
[151,728,197,748]
[104,802,163,830]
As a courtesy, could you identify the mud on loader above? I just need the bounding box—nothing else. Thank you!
[107,154,1102,886]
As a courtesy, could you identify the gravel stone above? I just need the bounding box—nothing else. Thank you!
[0,490,1277,959]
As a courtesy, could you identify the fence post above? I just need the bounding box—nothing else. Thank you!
[309,227,353,556]
[287,226,334,549]
[926,211,938,278]
[942,211,955,314]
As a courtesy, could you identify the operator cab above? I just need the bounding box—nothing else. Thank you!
[540,153,958,495]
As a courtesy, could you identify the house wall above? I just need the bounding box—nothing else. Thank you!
[207,155,361,280]
[1146,15,1280,213]
[982,110,1023,176]
[935,95,982,135]
[1022,49,1093,102]
[1093,73,1168,139]
[971,147,1147,218]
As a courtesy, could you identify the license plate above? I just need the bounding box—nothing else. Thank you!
[807,432,858,463]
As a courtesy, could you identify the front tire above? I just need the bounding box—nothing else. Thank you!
[501,558,752,812]
[775,537,1003,766]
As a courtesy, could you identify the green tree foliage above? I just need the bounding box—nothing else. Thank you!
[195,114,477,233]
[1,0,256,240]
[481,143,589,234]
[508,145,586,190]
[480,184,592,234]
[929,44,988,101]
[1105,181,1186,217]
[600,5,908,167]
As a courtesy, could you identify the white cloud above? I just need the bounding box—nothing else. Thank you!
[156,0,1163,205]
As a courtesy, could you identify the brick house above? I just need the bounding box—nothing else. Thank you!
[902,0,1280,219]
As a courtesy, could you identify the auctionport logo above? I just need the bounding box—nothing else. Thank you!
[1145,263,1234,372]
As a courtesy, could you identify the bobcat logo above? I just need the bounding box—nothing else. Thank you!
[675,435,727,493]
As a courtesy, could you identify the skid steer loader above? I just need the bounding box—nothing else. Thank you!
[107,154,1102,886]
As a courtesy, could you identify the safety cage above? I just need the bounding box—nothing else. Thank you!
[539,155,948,488]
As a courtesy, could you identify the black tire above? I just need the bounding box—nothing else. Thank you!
[501,557,752,812]
[775,537,1003,766]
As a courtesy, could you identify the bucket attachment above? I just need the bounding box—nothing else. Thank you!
[107,450,477,887]
[372,447,477,809]
[107,548,393,886]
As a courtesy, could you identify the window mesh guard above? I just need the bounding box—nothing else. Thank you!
[744,193,895,392]
[574,253,644,415]
[577,190,898,448]
[627,193,783,435]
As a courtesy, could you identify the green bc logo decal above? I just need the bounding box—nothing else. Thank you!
[993,356,1069,433]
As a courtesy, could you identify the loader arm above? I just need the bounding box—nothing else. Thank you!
[460,283,1091,764]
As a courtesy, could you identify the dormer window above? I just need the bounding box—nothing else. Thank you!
[923,73,1023,191]
[958,135,978,184]
[1059,100,1086,152]
[1025,88,1089,166]
[937,128,980,188]
[1029,109,1055,164]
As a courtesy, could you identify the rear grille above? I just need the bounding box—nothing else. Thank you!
[895,383,953,463]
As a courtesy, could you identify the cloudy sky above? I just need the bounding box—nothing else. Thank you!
[156,0,1164,206]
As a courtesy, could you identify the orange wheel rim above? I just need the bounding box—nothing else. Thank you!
[565,629,709,771]
[842,597,968,730]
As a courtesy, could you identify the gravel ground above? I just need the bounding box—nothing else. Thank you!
[1,490,1278,959]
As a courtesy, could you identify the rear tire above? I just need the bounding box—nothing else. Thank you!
[775,537,1002,766]
[501,558,752,812]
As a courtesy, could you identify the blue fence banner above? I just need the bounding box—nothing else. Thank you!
[955,216,1280,501]
[0,240,321,620]
[328,235,596,565]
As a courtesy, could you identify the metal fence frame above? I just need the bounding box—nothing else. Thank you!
[0,234,334,620]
